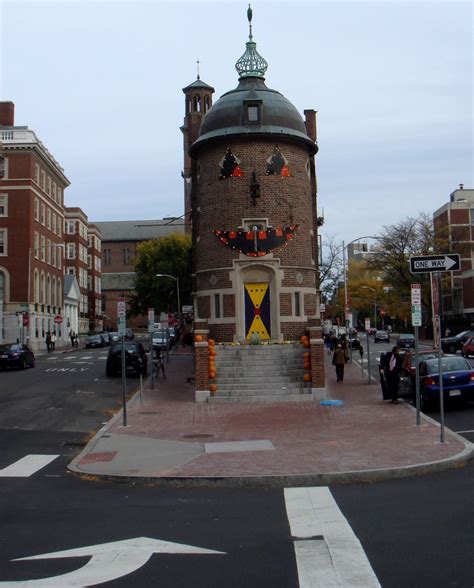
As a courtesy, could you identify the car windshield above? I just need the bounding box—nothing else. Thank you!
[88,335,101,340]
[0,344,21,352]
[400,334,414,339]
[425,357,470,374]
[375,331,386,335]
[410,352,438,367]
[110,342,136,352]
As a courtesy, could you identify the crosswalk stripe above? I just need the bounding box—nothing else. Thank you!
[0,455,59,477]
[284,487,380,588]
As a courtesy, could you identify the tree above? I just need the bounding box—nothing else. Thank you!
[319,234,344,303]
[368,212,444,311]
[128,233,192,317]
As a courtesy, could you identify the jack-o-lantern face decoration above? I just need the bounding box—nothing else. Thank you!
[214,225,298,257]
[266,145,290,177]
[219,148,244,179]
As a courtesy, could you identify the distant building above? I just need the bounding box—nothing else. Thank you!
[433,184,474,325]
[94,218,184,330]
[0,102,70,349]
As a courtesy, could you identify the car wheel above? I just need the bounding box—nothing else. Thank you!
[20,358,27,370]
[30,359,35,368]
[448,345,457,354]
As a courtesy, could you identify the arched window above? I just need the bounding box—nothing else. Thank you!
[52,276,56,306]
[205,95,210,112]
[40,272,45,304]
[34,270,39,303]
[46,274,51,305]
[193,95,201,112]
[0,271,4,302]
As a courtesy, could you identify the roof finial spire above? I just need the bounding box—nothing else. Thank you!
[196,58,200,80]
[247,4,253,40]
[235,4,268,79]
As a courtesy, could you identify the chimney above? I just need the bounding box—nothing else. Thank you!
[459,183,464,190]
[304,109,317,142]
[0,102,15,126]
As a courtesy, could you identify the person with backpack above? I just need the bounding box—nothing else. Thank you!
[383,345,403,403]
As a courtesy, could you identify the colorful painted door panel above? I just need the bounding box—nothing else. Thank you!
[245,282,271,340]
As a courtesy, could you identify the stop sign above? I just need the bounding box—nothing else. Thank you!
[54,315,63,324]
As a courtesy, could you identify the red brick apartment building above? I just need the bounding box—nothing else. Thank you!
[94,219,184,330]
[0,102,69,349]
[64,207,103,335]
[433,184,474,327]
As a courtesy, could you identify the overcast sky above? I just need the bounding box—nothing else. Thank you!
[1,1,472,248]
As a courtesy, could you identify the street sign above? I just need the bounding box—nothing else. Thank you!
[147,308,155,333]
[118,316,126,336]
[54,315,62,324]
[365,318,371,331]
[409,254,460,274]
[117,298,126,319]
[411,283,422,326]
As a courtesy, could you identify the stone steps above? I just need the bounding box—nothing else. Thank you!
[209,343,314,403]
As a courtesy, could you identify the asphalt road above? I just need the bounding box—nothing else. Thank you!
[0,342,473,586]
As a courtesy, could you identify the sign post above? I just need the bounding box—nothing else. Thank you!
[411,284,422,425]
[148,308,155,390]
[409,255,458,443]
[117,298,127,426]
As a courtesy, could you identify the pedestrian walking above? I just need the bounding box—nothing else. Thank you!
[324,333,332,354]
[50,332,56,351]
[383,345,403,403]
[332,343,347,383]
[45,331,52,353]
[70,330,75,347]
[74,333,79,348]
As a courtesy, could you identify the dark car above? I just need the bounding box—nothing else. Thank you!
[397,333,415,349]
[418,356,474,412]
[374,330,390,343]
[461,336,474,358]
[99,332,111,346]
[108,331,120,343]
[399,349,444,397]
[106,341,147,377]
[0,343,35,370]
[85,334,105,349]
[440,330,474,354]
[152,331,170,352]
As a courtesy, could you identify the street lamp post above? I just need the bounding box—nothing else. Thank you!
[361,285,377,330]
[155,274,181,321]
[340,236,379,330]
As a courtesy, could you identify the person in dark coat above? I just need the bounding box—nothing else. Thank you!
[332,343,347,383]
[383,345,403,403]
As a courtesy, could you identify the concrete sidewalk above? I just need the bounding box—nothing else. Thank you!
[68,346,473,487]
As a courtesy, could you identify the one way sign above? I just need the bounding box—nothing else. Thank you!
[409,254,461,274]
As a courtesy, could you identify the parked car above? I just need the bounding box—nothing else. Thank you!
[106,342,147,377]
[461,336,474,358]
[99,332,111,346]
[418,356,474,412]
[85,334,106,349]
[440,330,474,354]
[108,331,120,343]
[374,330,390,343]
[0,343,35,370]
[152,331,170,352]
[397,333,415,349]
[399,349,444,398]
[125,328,134,341]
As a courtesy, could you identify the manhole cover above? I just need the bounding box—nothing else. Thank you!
[182,434,214,439]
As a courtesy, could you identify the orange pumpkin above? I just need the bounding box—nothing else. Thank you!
[208,338,215,346]
[195,334,203,343]
[303,362,311,370]
[303,373,312,382]
[303,352,310,359]
[303,341,311,349]
[209,384,218,393]
[300,335,308,344]
[209,370,216,379]
[209,348,216,357]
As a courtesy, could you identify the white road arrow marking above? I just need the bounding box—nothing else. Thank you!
[285,487,380,587]
[0,455,59,477]
[0,537,225,587]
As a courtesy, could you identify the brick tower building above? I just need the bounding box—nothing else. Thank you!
[185,8,322,350]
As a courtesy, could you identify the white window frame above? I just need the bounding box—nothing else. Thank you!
[0,228,7,255]
[0,193,8,217]
[67,243,76,260]
[34,198,39,221]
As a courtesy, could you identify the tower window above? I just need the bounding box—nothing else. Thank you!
[294,292,301,317]
[245,101,261,123]
[214,294,221,319]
